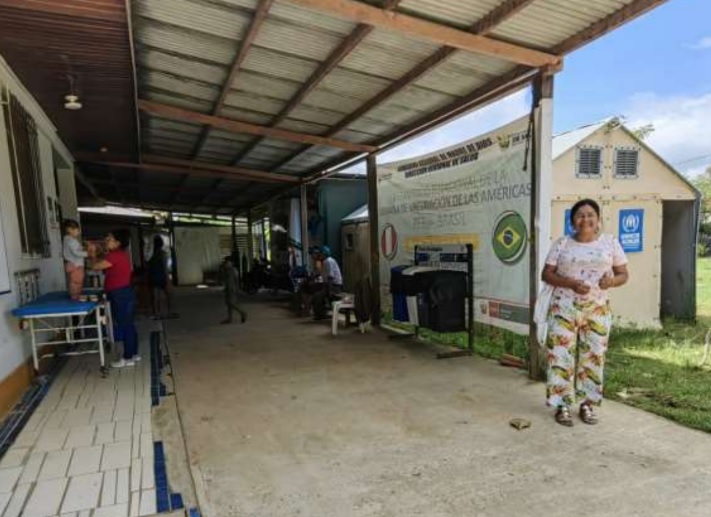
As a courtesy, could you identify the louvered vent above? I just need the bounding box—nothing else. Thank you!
[615,148,639,178]
[576,147,602,177]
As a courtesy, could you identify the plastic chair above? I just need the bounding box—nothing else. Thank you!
[331,294,365,336]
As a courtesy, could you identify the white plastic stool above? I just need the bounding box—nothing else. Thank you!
[331,295,365,336]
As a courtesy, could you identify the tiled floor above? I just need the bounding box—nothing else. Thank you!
[0,341,157,517]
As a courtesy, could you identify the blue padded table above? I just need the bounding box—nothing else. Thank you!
[12,291,114,372]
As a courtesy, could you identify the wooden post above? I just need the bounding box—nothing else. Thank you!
[300,185,309,268]
[367,154,381,325]
[529,72,555,380]
[247,210,254,269]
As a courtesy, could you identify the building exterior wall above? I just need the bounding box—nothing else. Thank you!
[316,180,367,264]
[0,56,76,412]
[551,197,662,328]
[550,126,697,328]
[174,226,221,285]
[552,127,696,202]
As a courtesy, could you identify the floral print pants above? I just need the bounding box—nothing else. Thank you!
[546,296,612,408]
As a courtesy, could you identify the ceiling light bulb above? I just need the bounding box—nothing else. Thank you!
[64,94,82,110]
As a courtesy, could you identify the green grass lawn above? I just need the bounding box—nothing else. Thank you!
[386,259,711,432]
[604,258,711,433]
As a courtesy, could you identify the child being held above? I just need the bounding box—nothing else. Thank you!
[62,219,88,300]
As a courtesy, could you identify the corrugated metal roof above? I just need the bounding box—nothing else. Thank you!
[135,18,237,65]
[136,0,251,41]
[223,90,286,116]
[241,47,320,83]
[268,1,356,35]
[232,71,301,101]
[340,30,441,81]
[121,0,666,212]
[342,204,369,223]
[139,48,228,86]
[413,63,492,97]
[254,19,347,62]
[492,0,631,48]
[399,0,503,29]
[143,69,220,103]
[552,120,609,160]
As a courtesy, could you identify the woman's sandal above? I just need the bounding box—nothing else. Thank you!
[579,403,598,425]
[555,405,574,427]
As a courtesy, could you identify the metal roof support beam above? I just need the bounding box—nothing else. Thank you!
[138,100,376,153]
[142,155,300,183]
[469,0,538,35]
[192,0,276,159]
[300,64,537,184]
[373,65,538,153]
[79,157,300,184]
[231,0,402,166]
[274,0,537,171]
[283,0,560,67]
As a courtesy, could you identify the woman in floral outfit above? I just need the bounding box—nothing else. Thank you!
[542,199,629,426]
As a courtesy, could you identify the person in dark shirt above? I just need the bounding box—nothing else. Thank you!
[147,235,172,319]
[220,256,247,324]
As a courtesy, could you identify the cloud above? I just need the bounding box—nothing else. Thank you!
[689,36,711,50]
[624,91,711,177]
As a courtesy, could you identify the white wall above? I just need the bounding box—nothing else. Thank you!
[174,227,221,285]
[57,168,79,220]
[0,55,76,382]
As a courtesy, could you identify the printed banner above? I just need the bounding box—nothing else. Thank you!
[378,117,532,334]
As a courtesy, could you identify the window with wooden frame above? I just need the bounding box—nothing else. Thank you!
[614,147,640,179]
[1,87,50,257]
[345,232,355,251]
[575,145,603,178]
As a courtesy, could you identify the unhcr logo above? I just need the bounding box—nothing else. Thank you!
[622,212,641,233]
[492,211,528,265]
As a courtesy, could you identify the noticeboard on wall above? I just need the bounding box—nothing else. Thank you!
[619,208,644,253]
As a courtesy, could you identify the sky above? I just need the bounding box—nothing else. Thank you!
[374,0,711,178]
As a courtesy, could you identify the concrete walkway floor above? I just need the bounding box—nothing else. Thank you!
[166,287,711,517]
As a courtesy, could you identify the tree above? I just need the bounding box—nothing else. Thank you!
[632,123,655,141]
[693,167,711,255]
[604,116,655,140]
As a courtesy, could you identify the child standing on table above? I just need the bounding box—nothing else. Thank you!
[92,229,139,368]
[62,219,88,300]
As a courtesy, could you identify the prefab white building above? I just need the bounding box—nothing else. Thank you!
[550,120,700,328]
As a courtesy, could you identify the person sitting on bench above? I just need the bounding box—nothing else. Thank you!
[312,246,343,321]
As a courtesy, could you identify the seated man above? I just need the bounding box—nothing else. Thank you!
[297,247,323,316]
[312,246,343,321]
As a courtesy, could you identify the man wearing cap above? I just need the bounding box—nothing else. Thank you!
[312,246,343,320]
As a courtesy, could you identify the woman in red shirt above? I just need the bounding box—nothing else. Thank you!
[93,229,138,368]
